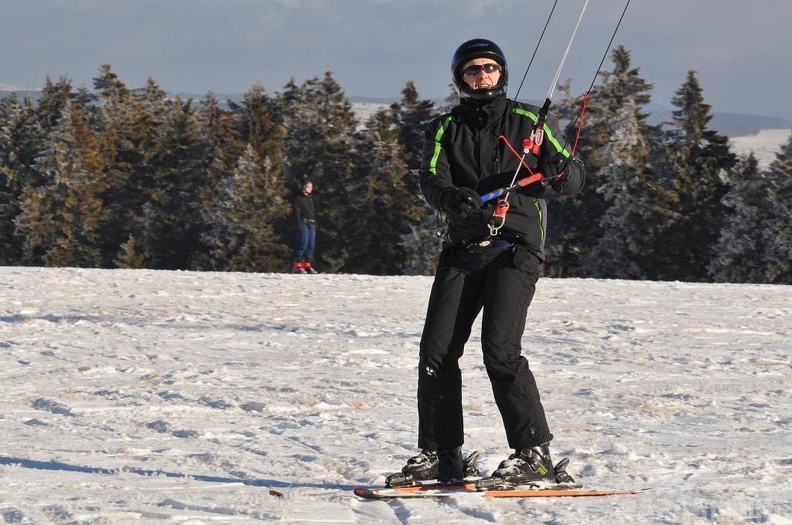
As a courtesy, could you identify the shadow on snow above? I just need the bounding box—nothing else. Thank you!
[0,456,358,494]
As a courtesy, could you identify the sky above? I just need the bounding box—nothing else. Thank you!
[1,0,791,119]
[0,266,789,522]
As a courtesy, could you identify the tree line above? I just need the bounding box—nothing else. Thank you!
[1,46,790,283]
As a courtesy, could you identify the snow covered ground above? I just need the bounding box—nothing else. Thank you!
[0,267,789,524]
[729,128,791,168]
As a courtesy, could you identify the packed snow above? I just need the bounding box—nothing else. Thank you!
[0,267,789,524]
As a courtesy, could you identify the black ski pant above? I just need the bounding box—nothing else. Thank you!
[417,244,552,452]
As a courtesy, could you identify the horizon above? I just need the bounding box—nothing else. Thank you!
[3,81,792,121]
[3,83,791,147]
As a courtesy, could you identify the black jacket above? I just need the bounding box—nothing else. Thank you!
[294,193,315,227]
[419,95,585,260]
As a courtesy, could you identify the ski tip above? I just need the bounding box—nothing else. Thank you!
[354,487,381,499]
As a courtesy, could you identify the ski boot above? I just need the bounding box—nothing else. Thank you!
[478,443,575,489]
[385,449,480,487]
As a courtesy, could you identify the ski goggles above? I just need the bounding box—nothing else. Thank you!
[462,63,501,76]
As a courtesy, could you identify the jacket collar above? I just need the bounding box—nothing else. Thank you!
[457,95,509,129]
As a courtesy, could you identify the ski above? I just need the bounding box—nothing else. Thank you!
[354,483,475,499]
[364,450,651,499]
[482,486,652,498]
[353,483,651,500]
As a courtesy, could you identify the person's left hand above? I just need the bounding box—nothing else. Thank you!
[539,154,568,190]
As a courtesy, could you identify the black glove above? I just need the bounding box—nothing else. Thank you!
[443,187,483,219]
[539,154,568,190]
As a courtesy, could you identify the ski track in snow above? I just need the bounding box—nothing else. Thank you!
[0,267,790,524]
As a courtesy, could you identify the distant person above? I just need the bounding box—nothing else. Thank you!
[292,179,317,274]
[387,38,585,487]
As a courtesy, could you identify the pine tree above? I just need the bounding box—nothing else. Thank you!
[708,154,772,282]
[200,92,243,174]
[14,77,71,265]
[192,92,245,270]
[114,234,147,269]
[230,83,285,175]
[143,96,212,269]
[342,107,429,274]
[542,82,590,277]
[35,76,73,131]
[657,70,737,281]
[762,132,792,283]
[93,65,162,267]
[230,83,292,270]
[391,81,436,171]
[437,83,459,114]
[202,145,290,272]
[0,94,41,264]
[583,97,677,279]
[546,45,659,278]
[11,77,106,266]
[16,100,107,266]
[569,46,679,279]
[367,82,440,275]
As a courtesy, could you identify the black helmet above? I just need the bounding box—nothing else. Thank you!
[451,38,508,102]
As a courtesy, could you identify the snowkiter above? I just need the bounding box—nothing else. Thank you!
[392,38,585,485]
